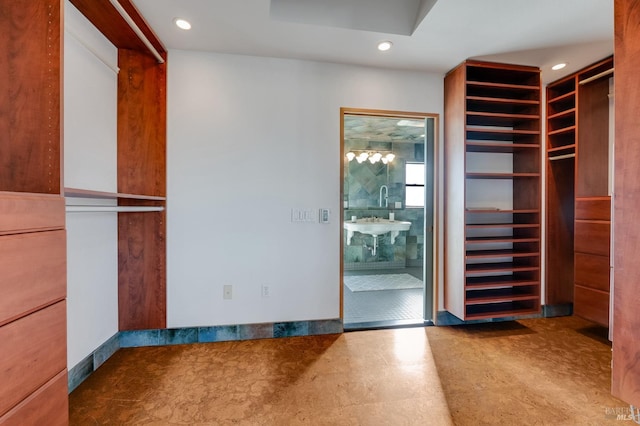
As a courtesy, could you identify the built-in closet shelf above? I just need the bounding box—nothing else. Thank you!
[548,108,576,120]
[466,276,539,290]
[466,236,540,244]
[466,249,539,259]
[466,80,539,91]
[465,172,540,179]
[464,304,539,320]
[467,111,540,122]
[65,205,164,213]
[466,262,539,274]
[548,91,576,104]
[466,128,539,141]
[548,144,576,154]
[466,96,539,105]
[548,126,576,136]
[465,142,540,153]
[465,289,539,305]
[64,187,166,201]
[465,208,540,214]
[466,223,539,229]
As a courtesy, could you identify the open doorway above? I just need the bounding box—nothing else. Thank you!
[340,108,437,329]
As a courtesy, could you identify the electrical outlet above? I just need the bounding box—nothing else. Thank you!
[262,285,270,298]
[223,285,232,300]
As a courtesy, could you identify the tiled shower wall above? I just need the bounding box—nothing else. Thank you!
[343,140,425,270]
[343,208,425,269]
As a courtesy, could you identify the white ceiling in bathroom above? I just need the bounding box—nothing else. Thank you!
[344,116,425,144]
[132,0,613,81]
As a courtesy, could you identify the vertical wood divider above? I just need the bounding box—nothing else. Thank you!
[117,48,167,330]
[613,0,640,407]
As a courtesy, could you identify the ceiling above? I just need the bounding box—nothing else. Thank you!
[132,0,613,82]
[343,116,425,144]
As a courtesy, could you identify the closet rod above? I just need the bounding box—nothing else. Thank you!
[66,205,165,213]
[108,0,165,64]
[548,153,576,161]
[65,25,120,75]
[579,68,614,85]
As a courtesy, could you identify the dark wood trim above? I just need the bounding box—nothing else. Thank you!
[69,0,165,55]
[613,0,640,407]
[116,48,167,330]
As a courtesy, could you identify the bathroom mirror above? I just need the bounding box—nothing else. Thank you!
[343,115,425,210]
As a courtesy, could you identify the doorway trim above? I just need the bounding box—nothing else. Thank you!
[340,107,440,325]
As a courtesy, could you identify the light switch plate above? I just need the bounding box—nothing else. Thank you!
[319,208,330,224]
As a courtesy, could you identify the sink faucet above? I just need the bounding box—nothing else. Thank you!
[379,185,388,208]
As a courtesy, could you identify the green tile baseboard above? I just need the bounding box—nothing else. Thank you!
[68,319,343,392]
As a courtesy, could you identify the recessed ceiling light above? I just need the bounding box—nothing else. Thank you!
[552,63,567,71]
[377,41,393,51]
[174,18,192,30]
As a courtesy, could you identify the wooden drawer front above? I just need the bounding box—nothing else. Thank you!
[0,192,64,235]
[574,285,609,327]
[574,220,610,257]
[0,370,68,426]
[575,197,611,221]
[0,302,66,417]
[575,252,610,292]
[0,230,66,326]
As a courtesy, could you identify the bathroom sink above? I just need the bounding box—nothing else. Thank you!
[344,218,411,246]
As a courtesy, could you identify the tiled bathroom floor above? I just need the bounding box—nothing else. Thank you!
[343,267,425,329]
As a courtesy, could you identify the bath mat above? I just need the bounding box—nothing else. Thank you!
[344,274,423,292]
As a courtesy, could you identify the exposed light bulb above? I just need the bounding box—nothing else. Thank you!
[346,152,355,161]
[385,153,395,162]
[356,152,369,163]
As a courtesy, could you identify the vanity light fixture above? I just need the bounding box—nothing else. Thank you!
[377,41,393,51]
[174,18,192,30]
[348,151,395,164]
[552,62,567,71]
[356,152,370,163]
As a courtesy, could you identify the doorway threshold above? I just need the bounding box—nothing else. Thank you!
[344,318,433,332]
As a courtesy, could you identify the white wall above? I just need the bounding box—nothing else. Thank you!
[64,0,119,370]
[167,50,445,327]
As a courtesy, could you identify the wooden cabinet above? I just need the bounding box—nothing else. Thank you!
[444,60,542,320]
[545,56,613,327]
[0,1,68,424]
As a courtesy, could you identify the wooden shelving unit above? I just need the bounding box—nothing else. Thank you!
[444,60,542,321]
[1,1,167,421]
[70,0,168,332]
[545,56,613,326]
